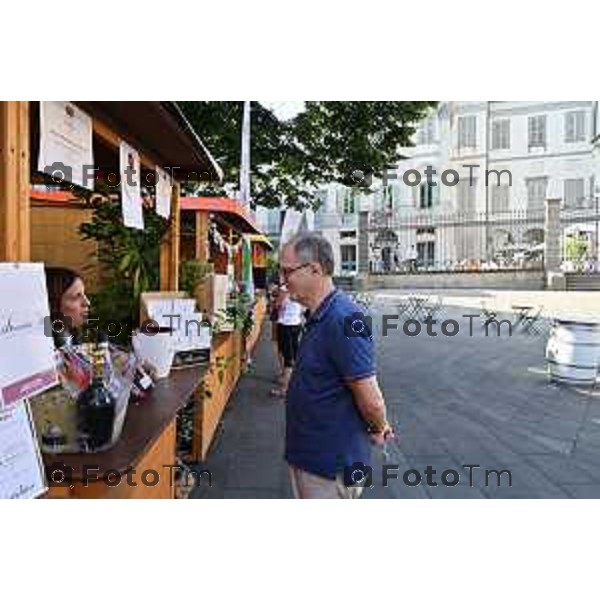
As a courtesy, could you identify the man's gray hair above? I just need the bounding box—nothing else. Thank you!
[287,232,335,276]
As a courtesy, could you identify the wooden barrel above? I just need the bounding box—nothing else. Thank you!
[546,318,600,386]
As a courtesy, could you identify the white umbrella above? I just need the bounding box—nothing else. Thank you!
[564,223,597,235]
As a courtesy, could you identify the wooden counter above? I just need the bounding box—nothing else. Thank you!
[42,298,267,497]
[43,365,206,499]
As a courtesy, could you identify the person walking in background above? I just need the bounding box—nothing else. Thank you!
[271,285,303,398]
[279,232,394,499]
[267,282,284,379]
[393,249,400,272]
[407,245,418,273]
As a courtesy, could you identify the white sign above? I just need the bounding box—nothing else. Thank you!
[146,299,211,351]
[156,167,172,219]
[0,263,58,409]
[280,208,314,244]
[120,141,144,230]
[38,101,94,190]
[0,401,47,499]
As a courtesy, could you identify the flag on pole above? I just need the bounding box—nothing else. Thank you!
[242,235,255,303]
[239,100,251,206]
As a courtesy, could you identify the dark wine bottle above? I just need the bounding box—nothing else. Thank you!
[77,332,116,450]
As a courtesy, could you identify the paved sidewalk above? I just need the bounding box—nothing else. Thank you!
[191,303,600,499]
[190,329,293,498]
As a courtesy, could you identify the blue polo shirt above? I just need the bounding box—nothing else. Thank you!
[285,289,375,480]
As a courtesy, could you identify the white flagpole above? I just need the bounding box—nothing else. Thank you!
[239,100,251,207]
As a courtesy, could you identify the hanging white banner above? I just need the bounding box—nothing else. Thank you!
[280,208,315,244]
[156,166,172,219]
[120,141,144,230]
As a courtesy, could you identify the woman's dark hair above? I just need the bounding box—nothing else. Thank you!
[45,267,81,314]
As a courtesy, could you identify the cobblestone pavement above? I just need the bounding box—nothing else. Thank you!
[191,301,600,499]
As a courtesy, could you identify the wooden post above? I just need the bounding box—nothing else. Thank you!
[195,211,209,261]
[171,185,181,290]
[0,101,30,261]
[160,182,181,290]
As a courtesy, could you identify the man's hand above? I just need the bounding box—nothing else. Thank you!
[369,422,395,447]
[348,376,392,445]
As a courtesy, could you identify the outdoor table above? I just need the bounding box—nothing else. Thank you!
[396,301,409,318]
[406,296,429,321]
[43,364,207,499]
[511,305,534,330]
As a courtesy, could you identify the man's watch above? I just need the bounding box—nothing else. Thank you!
[367,420,390,434]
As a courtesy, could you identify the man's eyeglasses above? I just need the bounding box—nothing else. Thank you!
[279,262,312,280]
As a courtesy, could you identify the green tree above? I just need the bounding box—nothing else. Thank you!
[178,101,437,209]
[293,101,438,187]
[565,235,589,262]
[79,198,170,340]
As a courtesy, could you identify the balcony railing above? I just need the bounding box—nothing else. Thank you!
[341,213,358,229]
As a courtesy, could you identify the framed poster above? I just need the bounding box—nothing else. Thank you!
[37,101,94,190]
[0,263,58,409]
[0,401,47,500]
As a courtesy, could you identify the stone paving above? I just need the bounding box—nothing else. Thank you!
[191,299,600,499]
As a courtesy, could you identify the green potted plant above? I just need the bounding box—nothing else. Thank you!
[180,260,214,296]
[79,196,169,345]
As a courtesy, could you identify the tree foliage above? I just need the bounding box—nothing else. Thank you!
[79,198,170,339]
[178,101,437,209]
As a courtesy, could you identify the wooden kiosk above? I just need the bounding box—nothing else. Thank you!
[179,196,270,461]
[0,101,229,498]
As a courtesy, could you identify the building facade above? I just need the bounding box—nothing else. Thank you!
[319,101,599,275]
[257,101,600,276]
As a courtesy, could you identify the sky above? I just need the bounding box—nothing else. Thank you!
[260,101,305,120]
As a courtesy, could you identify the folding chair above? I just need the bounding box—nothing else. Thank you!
[480,301,497,329]
[396,301,410,320]
[424,296,444,321]
[521,306,544,335]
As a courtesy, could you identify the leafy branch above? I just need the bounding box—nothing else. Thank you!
[78,196,170,336]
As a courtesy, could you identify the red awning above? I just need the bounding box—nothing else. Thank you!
[30,190,269,240]
[180,196,261,235]
[30,189,77,203]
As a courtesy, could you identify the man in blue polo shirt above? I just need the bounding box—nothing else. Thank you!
[280,232,394,499]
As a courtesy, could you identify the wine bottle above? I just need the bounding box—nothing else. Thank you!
[130,363,154,402]
[77,332,116,450]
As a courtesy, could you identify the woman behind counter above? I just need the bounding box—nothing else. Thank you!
[45,266,157,390]
[45,267,91,348]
